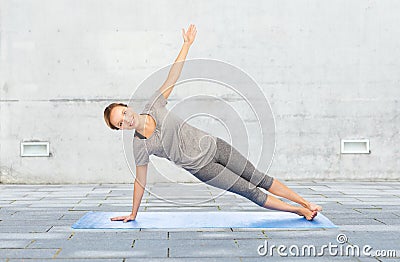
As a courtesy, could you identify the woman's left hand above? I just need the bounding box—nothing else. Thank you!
[110,214,136,223]
[182,24,197,45]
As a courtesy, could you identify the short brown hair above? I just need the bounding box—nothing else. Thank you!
[103,103,128,130]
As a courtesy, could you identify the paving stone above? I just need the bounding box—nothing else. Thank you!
[28,238,135,249]
[353,208,385,213]
[231,227,322,233]
[59,212,93,220]
[126,258,240,262]
[380,257,400,261]
[0,219,76,227]
[322,213,368,219]
[7,259,123,262]
[47,226,75,232]
[0,240,32,248]
[371,218,400,225]
[10,211,65,220]
[240,257,359,261]
[56,247,165,259]
[3,207,69,212]
[329,218,384,226]
[0,203,32,208]
[0,232,70,240]
[0,248,60,259]
[169,231,265,240]
[357,258,388,262]
[167,239,240,257]
[263,230,341,240]
[338,225,400,232]
[0,225,53,233]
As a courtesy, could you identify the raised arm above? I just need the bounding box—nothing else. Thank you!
[159,24,197,100]
[110,164,148,222]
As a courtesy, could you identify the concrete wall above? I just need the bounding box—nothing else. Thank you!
[1,0,399,183]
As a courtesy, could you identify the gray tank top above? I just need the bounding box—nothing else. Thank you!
[132,89,217,174]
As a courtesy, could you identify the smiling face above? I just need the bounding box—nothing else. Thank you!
[108,105,139,130]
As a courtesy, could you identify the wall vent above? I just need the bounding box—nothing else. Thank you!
[341,139,370,154]
[20,141,50,157]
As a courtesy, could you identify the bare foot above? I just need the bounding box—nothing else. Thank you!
[296,207,318,221]
[307,202,323,212]
[310,210,318,220]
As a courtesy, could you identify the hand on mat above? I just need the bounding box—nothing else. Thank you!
[110,214,136,223]
[182,24,197,45]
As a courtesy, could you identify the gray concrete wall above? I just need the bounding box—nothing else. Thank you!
[1,0,399,183]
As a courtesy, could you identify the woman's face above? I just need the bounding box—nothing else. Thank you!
[109,106,139,130]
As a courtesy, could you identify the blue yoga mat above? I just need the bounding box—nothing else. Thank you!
[72,211,337,229]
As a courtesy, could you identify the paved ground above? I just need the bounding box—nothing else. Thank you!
[0,180,399,261]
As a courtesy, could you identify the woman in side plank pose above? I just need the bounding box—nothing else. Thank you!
[104,24,322,223]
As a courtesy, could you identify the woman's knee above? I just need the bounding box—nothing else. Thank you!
[233,186,268,207]
[259,176,274,190]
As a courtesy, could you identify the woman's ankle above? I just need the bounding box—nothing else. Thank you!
[293,206,304,216]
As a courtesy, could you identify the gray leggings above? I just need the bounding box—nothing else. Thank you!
[192,137,274,207]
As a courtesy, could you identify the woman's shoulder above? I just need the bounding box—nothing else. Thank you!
[133,136,145,146]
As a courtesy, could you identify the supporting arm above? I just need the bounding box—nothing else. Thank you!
[110,164,148,222]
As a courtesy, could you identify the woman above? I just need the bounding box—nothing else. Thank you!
[104,24,322,223]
